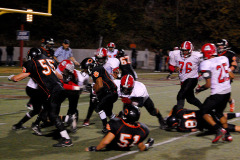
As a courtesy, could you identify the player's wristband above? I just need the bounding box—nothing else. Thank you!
[88,146,98,151]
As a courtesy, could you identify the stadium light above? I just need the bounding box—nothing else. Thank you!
[26,9,33,22]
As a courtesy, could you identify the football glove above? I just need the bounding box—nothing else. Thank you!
[144,138,154,151]
[8,75,15,81]
[88,146,97,151]
[195,85,207,94]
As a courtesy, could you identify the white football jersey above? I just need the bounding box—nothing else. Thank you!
[170,51,202,82]
[114,79,149,102]
[92,57,120,79]
[107,49,118,58]
[103,58,120,79]
[168,50,180,65]
[27,78,38,89]
[200,56,231,95]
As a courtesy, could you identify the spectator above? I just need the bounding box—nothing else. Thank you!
[162,49,169,72]
[131,48,137,69]
[6,44,14,66]
[0,48,2,66]
[54,39,80,66]
[154,49,163,72]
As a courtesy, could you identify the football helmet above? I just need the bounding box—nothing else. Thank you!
[120,74,135,95]
[27,48,42,60]
[80,57,95,75]
[116,49,125,58]
[216,39,229,53]
[201,43,217,59]
[42,37,54,50]
[95,48,108,65]
[180,41,193,58]
[59,60,74,73]
[122,104,140,124]
[107,42,116,52]
[166,116,178,129]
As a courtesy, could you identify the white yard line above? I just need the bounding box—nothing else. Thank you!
[104,118,240,160]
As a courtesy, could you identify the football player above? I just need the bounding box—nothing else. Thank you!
[166,46,179,80]
[216,39,237,112]
[11,49,47,132]
[40,37,55,58]
[85,104,154,151]
[196,43,234,143]
[56,59,90,132]
[8,48,73,147]
[81,54,119,133]
[106,42,118,58]
[114,74,167,129]
[169,41,202,114]
[82,48,120,127]
[116,49,138,80]
[166,105,240,133]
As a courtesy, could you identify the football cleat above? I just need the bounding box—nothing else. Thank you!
[31,123,42,136]
[12,124,27,130]
[212,128,227,143]
[71,114,77,133]
[26,103,33,110]
[82,119,90,126]
[229,99,235,112]
[159,119,168,130]
[222,134,233,142]
[102,127,108,134]
[53,138,73,147]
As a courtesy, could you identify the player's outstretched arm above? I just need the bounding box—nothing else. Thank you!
[8,73,30,82]
[85,132,115,151]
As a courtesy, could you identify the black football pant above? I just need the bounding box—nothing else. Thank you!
[25,86,46,117]
[62,90,80,116]
[200,93,231,118]
[176,78,202,111]
[96,91,118,117]
[47,87,66,132]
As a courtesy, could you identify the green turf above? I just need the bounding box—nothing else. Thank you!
[1,71,240,160]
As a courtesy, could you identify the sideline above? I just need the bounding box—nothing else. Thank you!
[104,118,240,160]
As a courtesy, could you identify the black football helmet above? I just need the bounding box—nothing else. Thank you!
[216,39,229,54]
[42,37,54,50]
[166,116,178,129]
[27,48,42,60]
[116,49,126,58]
[122,104,140,124]
[80,57,95,75]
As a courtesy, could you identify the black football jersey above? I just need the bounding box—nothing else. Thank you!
[22,54,63,97]
[91,65,117,93]
[106,117,149,151]
[176,109,199,132]
[219,50,236,67]
[118,56,136,80]
[176,109,211,132]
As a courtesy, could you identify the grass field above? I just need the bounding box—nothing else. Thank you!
[1,67,240,160]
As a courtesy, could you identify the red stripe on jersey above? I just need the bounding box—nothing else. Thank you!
[33,59,50,97]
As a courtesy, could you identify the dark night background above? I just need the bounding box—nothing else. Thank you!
[0,0,240,52]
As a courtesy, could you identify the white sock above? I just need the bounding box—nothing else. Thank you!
[235,113,240,117]
[110,114,116,119]
[26,112,32,118]
[60,130,70,139]
[65,115,69,123]
[98,110,107,120]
